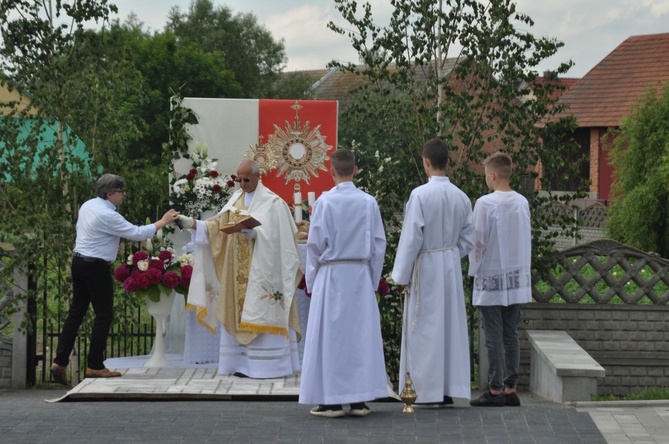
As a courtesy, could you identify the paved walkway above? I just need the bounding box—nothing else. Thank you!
[1,368,668,443]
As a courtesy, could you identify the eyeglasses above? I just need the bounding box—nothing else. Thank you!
[114,189,126,195]
[233,178,252,183]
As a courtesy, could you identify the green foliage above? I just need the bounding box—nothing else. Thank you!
[606,83,669,257]
[329,0,586,379]
[167,0,287,98]
[109,22,242,165]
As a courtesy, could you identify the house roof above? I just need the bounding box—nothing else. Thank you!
[297,59,461,105]
[555,32,669,127]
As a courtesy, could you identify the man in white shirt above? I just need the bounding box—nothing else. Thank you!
[468,152,532,407]
[299,148,387,418]
[392,138,475,406]
[51,174,179,386]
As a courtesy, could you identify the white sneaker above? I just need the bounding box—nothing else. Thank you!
[310,405,345,418]
[349,403,372,417]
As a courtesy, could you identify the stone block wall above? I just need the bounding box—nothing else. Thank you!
[518,303,669,396]
[0,340,12,389]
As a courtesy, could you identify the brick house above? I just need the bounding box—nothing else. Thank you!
[550,32,669,203]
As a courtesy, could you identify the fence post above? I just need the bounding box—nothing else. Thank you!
[11,263,28,389]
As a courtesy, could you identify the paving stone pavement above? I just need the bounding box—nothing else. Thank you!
[0,387,609,444]
[576,403,669,444]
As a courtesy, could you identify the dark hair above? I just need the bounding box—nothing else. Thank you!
[421,138,449,170]
[95,174,125,199]
[483,152,513,179]
[331,148,356,176]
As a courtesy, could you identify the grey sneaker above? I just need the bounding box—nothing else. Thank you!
[469,391,505,407]
[310,404,345,418]
[505,391,521,406]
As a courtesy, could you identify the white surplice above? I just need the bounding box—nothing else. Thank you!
[391,176,475,402]
[299,181,388,405]
[468,191,532,306]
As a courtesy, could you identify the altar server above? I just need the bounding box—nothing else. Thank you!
[299,148,387,418]
[392,138,475,405]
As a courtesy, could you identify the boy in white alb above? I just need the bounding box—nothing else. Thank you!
[469,152,532,407]
[299,148,387,418]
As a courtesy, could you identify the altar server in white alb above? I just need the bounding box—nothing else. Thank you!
[392,137,475,405]
[468,152,531,407]
[178,159,302,379]
[300,148,387,418]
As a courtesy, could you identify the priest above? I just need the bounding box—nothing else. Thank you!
[391,138,475,405]
[178,159,302,378]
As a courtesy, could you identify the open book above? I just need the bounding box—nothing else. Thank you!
[220,216,262,234]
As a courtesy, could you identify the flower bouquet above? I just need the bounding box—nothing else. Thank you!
[170,142,235,217]
[114,249,192,302]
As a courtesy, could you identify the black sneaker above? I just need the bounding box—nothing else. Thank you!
[505,391,521,406]
[310,404,345,418]
[469,391,505,407]
[349,402,371,417]
[441,395,454,407]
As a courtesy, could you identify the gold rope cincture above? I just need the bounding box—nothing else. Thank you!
[410,245,457,332]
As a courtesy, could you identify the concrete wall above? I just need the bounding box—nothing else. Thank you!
[517,303,669,396]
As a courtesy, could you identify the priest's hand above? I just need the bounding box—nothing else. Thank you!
[176,215,195,230]
[240,228,257,239]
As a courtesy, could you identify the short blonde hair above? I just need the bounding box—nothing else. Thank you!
[483,152,512,179]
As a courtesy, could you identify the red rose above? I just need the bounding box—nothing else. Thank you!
[162,271,180,288]
[227,180,235,188]
[146,267,162,286]
[123,276,138,292]
[149,259,164,272]
[230,174,237,180]
[180,265,193,279]
[186,172,196,181]
[209,170,219,178]
[132,251,148,265]
[114,264,130,283]
[134,271,154,290]
[376,278,389,296]
[212,184,222,193]
[189,168,197,176]
[179,265,193,288]
[158,250,172,263]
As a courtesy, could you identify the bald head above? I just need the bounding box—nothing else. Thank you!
[236,159,261,193]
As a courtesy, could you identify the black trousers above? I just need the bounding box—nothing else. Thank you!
[54,256,114,370]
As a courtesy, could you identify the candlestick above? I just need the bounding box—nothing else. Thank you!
[307,192,316,216]
[294,192,303,223]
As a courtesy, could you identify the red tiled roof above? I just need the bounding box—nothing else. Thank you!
[555,32,669,127]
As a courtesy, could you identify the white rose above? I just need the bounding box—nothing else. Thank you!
[127,255,133,265]
[137,260,149,271]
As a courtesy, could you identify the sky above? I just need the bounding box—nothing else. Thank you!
[78,0,669,78]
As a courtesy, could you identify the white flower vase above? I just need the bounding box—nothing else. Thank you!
[144,291,176,368]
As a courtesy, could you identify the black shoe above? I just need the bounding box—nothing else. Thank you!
[50,364,69,387]
[350,402,371,417]
[505,391,521,406]
[232,372,249,378]
[310,404,345,418]
[470,391,505,407]
[441,395,454,407]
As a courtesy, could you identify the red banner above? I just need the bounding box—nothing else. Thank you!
[258,99,338,205]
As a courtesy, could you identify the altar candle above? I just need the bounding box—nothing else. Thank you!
[294,192,303,223]
[308,192,316,216]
